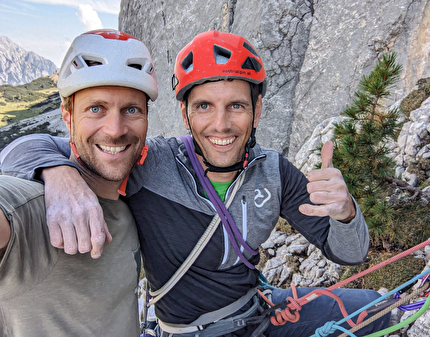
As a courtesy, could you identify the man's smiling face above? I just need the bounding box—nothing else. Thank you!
[181,79,261,170]
[63,86,148,182]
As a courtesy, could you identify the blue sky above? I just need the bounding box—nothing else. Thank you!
[0,0,121,68]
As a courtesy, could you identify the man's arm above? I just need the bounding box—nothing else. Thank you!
[0,134,111,259]
[0,134,74,180]
[0,208,10,259]
[280,141,369,265]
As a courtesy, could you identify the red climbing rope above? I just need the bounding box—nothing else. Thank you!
[259,237,430,326]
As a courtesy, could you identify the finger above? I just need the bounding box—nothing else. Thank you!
[47,222,64,249]
[59,222,79,255]
[75,221,92,254]
[90,222,112,259]
[87,205,110,259]
[321,141,334,169]
[89,225,106,259]
[299,203,331,218]
[308,187,347,205]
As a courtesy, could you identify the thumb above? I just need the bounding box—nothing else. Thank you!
[321,141,334,169]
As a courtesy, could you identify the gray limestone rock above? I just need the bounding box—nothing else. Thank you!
[120,0,430,162]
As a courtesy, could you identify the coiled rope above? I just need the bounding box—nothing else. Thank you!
[257,238,430,336]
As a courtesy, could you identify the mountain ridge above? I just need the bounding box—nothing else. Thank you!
[0,36,58,86]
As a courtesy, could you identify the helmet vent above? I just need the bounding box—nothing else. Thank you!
[84,60,103,67]
[241,56,262,72]
[181,51,194,73]
[128,64,142,70]
[243,42,259,58]
[213,45,231,64]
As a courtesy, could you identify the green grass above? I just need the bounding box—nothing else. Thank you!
[341,253,425,291]
[0,75,60,128]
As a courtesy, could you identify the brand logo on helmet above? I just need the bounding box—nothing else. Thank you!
[222,69,252,76]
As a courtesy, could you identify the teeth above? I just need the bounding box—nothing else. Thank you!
[98,145,126,154]
[209,137,235,146]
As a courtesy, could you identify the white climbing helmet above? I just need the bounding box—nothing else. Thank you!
[57,29,158,101]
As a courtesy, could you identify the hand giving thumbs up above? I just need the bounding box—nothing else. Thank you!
[298,141,356,222]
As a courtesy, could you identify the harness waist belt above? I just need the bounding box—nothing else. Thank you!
[158,288,258,334]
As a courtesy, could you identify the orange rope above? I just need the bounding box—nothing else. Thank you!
[258,238,430,327]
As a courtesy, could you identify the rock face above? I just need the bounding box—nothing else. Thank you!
[119,0,430,161]
[0,36,57,86]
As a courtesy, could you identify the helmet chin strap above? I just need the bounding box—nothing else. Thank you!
[69,94,84,164]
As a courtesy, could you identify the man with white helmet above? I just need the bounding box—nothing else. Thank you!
[1,31,390,336]
[0,29,157,336]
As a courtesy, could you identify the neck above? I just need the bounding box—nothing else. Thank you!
[197,155,238,182]
[70,154,121,200]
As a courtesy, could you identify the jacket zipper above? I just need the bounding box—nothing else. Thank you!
[233,195,248,266]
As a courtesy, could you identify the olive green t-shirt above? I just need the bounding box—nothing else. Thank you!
[0,176,141,336]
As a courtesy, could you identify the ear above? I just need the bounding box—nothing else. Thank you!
[61,103,72,133]
[253,95,263,128]
[180,101,190,130]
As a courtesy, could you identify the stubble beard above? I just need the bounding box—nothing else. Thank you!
[74,133,143,182]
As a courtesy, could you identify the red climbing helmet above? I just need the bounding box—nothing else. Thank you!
[172,30,267,101]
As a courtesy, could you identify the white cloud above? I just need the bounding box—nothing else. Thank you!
[77,4,103,31]
[19,0,120,15]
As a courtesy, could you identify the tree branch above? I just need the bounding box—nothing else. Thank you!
[383,176,430,208]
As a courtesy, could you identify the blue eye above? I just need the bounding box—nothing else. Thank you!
[200,103,209,110]
[232,104,241,109]
[128,107,137,114]
[90,106,100,113]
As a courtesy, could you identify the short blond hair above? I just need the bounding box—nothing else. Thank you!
[62,95,73,113]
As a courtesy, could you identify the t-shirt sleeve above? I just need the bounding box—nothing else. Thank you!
[0,176,59,299]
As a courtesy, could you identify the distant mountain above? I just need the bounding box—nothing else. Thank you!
[0,36,58,86]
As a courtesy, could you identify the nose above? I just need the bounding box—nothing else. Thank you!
[213,107,231,131]
[102,111,128,138]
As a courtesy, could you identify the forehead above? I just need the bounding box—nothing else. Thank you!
[188,79,251,101]
[74,86,148,104]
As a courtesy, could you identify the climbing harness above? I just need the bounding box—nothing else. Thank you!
[142,236,430,337]
[157,289,261,336]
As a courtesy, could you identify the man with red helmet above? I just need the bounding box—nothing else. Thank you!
[1,31,389,336]
[0,29,157,336]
